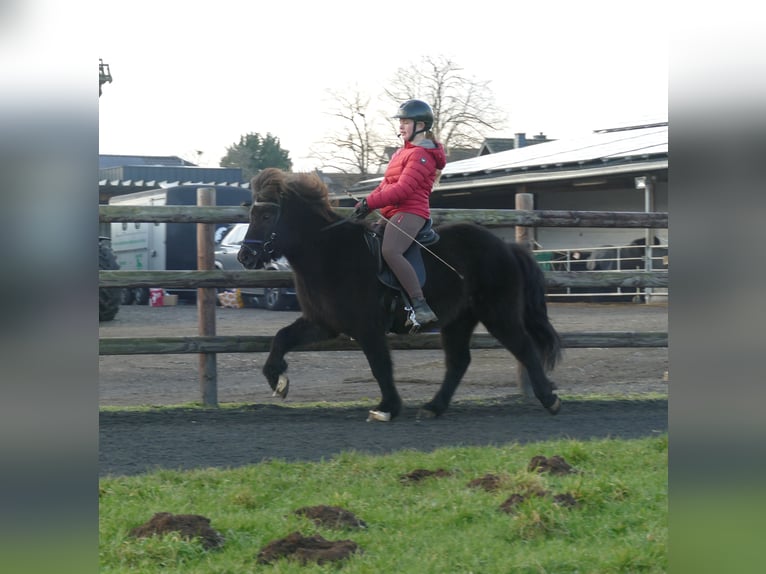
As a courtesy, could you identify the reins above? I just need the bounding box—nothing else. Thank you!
[320,217,354,231]
[342,193,464,281]
[251,192,464,281]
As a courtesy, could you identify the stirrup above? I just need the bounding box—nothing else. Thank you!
[404,304,422,334]
[405,299,437,334]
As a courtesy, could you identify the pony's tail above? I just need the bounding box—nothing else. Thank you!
[509,243,562,371]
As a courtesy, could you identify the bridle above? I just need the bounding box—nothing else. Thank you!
[240,201,280,263]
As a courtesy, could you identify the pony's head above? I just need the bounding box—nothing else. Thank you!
[237,168,336,269]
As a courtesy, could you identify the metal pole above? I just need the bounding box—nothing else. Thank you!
[644,176,655,303]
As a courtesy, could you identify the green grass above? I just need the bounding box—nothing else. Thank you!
[100,435,667,573]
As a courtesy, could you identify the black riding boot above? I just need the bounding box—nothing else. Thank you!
[411,297,438,325]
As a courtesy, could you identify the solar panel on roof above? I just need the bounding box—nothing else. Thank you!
[441,124,667,178]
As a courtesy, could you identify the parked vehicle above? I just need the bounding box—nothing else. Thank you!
[214,223,299,310]
[109,185,251,304]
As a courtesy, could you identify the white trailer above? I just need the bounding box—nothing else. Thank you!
[109,184,251,304]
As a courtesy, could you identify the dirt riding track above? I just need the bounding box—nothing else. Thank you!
[99,302,668,477]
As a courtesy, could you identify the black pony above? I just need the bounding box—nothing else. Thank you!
[238,168,561,421]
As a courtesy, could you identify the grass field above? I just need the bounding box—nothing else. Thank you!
[100,434,667,573]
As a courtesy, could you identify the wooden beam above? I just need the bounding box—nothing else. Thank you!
[99,331,668,356]
[99,205,668,229]
[98,269,668,289]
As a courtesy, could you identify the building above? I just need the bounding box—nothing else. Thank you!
[98,155,248,206]
[350,121,668,251]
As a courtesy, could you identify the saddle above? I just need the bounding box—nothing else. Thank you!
[363,219,440,292]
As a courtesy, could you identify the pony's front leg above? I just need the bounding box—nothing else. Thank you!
[263,317,336,399]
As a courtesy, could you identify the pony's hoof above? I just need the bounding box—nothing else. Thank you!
[366,410,391,422]
[272,375,289,399]
[416,408,438,421]
[546,396,561,415]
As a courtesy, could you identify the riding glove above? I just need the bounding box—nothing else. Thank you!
[352,198,370,219]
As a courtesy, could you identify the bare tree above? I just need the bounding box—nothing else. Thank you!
[309,57,506,173]
[384,55,507,152]
[308,88,390,174]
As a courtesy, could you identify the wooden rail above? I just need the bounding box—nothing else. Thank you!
[100,205,668,228]
[100,331,668,356]
[99,201,668,406]
[98,269,668,290]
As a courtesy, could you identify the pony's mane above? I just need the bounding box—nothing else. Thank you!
[251,168,336,219]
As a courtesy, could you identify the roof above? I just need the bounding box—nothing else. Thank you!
[99,179,249,190]
[99,168,361,204]
[441,123,666,180]
[99,154,196,169]
[99,164,243,184]
[477,134,552,156]
[349,122,667,193]
[446,147,480,162]
[98,154,247,202]
[478,138,517,155]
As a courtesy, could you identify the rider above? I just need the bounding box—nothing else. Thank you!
[353,99,447,326]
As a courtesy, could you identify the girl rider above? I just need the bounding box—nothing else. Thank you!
[353,99,447,326]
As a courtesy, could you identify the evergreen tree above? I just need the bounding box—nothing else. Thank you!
[220,132,292,180]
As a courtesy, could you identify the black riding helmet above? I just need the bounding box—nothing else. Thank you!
[392,99,434,141]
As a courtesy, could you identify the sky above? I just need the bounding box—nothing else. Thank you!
[96,0,669,172]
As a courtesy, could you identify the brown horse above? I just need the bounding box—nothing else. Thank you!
[238,168,561,421]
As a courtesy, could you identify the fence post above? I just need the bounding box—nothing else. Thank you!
[515,191,535,398]
[197,187,218,407]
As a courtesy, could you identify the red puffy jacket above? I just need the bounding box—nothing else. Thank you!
[365,139,447,220]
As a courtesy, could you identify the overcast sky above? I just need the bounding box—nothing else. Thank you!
[97,1,668,171]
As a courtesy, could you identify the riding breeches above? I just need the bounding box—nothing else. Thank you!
[378,211,427,300]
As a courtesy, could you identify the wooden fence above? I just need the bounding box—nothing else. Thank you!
[99,195,668,405]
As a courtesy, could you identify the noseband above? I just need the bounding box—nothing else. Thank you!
[241,233,277,258]
[241,200,281,261]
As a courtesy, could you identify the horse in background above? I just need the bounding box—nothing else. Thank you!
[237,168,562,422]
[585,236,668,302]
[585,236,668,272]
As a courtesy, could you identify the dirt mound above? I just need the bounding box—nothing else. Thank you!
[294,505,367,529]
[128,512,224,549]
[552,492,579,508]
[257,531,359,565]
[400,468,452,483]
[528,454,578,475]
[467,473,505,492]
[499,490,579,513]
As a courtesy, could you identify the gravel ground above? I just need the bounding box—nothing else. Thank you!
[99,301,668,477]
[99,301,668,407]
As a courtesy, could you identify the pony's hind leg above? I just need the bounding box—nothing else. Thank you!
[356,333,402,421]
[482,317,560,414]
[420,313,479,418]
[263,317,337,398]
